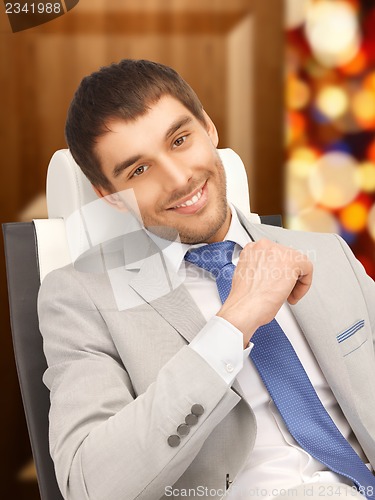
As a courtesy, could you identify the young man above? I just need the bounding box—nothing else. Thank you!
[38,59,375,500]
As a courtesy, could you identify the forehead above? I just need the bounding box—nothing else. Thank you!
[107,95,194,135]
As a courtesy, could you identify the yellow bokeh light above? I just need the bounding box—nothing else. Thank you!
[291,147,319,163]
[355,162,375,192]
[367,204,375,242]
[352,89,375,125]
[309,152,360,209]
[339,202,368,232]
[287,159,312,180]
[288,147,319,180]
[316,85,349,119]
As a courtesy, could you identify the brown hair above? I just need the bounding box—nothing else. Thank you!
[65,59,205,189]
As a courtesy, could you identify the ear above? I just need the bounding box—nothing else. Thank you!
[93,185,125,210]
[202,109,219,147]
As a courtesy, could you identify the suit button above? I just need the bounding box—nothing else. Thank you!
[191,404,204,416]
[185,413,198,426]
[177,423,190,436]
[167,435,181,447]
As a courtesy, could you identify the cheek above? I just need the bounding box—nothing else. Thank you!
[132,185,160,215]
[191,141,217,163]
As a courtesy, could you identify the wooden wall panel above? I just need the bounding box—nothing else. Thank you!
[227,14,253,194]
[252,0,284,215]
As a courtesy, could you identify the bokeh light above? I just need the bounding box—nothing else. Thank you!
[286,75,311,110]
[308,152,360,208]
[285,0,375,278]
[368,203,375,241]
[305,1,360,68]
[315,85,349,119]
[288,147,319,179]
[339,48,367,75]
[288,207,339,233]
[351,88,375,127]
[286,111,307,146]
[363,70,375,92]
[367,139,375,163]
[356,162,375,192]
[339,201,368,232]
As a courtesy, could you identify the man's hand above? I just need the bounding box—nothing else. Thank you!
[217,239,313,348]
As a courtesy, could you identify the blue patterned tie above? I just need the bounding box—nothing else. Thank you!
[185,240,375,498]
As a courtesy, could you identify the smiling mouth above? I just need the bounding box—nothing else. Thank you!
[166,181,208,215]
[173,187,203,208]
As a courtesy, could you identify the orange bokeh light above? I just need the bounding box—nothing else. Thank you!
[364,71,375,93]
[339,48,367,75]
[367,140,375,163]
[286,75,311,110]
[351,89,375,128]
[286,111,306,145]
[339,201,368,232]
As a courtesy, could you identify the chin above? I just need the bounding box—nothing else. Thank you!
[177,209,229,244]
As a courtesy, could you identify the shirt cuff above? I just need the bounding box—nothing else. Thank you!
[188,315,246,385]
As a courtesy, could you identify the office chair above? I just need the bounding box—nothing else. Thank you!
[3,148,282,500]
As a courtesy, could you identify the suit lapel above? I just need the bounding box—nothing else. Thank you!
[127,237,207,344]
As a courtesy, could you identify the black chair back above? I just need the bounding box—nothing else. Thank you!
[3,222,64,500]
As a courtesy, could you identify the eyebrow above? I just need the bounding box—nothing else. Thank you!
[165,116,192,139]
[111,115,193,179]
[112,154,142,178]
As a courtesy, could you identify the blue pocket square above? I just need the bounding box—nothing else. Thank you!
[336,320,365,344]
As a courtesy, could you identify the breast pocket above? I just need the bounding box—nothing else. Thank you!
[336,319,367,356]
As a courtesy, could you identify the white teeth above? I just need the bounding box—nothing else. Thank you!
[174,188,203,208]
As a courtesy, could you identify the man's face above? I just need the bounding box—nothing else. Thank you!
[94,95,231,244]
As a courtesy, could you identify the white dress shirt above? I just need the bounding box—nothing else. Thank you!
[147,206,368,498]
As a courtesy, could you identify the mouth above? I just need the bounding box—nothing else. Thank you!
[167,181,208,215]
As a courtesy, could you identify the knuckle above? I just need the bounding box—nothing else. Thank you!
[255,238,270,249]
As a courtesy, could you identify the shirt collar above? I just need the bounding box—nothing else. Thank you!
[142,203,250,274]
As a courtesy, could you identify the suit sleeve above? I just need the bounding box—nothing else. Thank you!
[38,267,240,500]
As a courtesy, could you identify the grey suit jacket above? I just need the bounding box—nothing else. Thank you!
[38,212,375,500]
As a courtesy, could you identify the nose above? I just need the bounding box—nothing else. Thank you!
[158,154,193,190]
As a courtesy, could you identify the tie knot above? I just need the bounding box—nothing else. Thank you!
[184,240,236,277]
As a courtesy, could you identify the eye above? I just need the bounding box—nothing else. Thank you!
[173,135,187,148]
[131,165,149,178]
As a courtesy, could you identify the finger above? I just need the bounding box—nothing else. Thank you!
[287,267,313,305]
